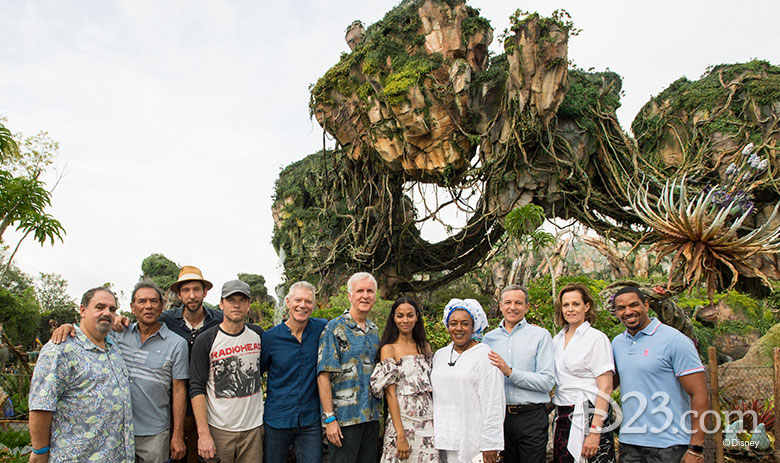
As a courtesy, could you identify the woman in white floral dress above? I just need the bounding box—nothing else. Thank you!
[370,297,439,463]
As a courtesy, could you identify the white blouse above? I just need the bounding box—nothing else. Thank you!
[431,342,505,463]
[552,321,614,406]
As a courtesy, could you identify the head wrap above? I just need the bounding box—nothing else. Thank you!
[442,298,489,341]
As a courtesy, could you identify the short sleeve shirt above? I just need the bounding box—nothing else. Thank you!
[29,326,134,463]
[317,310,381,426]
[112,322,189,436]
[612,318,705,447]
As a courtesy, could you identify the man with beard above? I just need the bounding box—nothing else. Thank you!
[160,265,223,462]
[190,280,264,463]
[611,286,708,463]
[29,287,134,463]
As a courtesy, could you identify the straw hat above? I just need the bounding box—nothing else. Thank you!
[169,265,213,292]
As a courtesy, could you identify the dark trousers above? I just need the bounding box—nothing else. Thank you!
[502,404,548,463]
[553,405,615,463]
[618,443,687,463]
[264,422,322,463]
[327,420,379,463]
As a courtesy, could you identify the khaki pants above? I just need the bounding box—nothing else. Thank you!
[210,424,264,463]
[135,430,170,463]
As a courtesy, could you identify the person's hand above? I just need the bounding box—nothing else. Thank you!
[29,452,49,463]
[50,324,76,344]
[198,432,217,460]
[482,450,500,463]
[325,420,343,447]
[113,315,130,332]
[396,433,410,460]
[680,449,704,463]
[582,431,600,459]
[488,350,512,377]
[170,432,186,460]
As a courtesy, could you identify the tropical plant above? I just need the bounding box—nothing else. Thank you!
[629,145,780,302]
[504,204,557,298]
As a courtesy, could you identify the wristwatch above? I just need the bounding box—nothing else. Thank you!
[688,444,704,453]
[589,425,603,433]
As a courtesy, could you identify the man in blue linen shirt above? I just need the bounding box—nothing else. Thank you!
[611,286,709,463]
[483,284,555,463]
[261,281,327,463]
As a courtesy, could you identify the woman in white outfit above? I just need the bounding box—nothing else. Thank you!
[430,298,505,463]
[552,283,615,463]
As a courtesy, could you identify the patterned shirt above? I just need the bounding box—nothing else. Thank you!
[29,326,134,463]
[317,310,382,426]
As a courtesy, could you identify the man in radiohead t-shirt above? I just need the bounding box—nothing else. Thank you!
[189,280,264,463]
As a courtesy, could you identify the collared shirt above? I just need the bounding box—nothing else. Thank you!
[317,310,382,426]
[261,318,327,429]
[158,305,223,349]
[482,318,555,405]
[612,318,705,448]
[552,321,614,406]
[29,326,134,463]
[112,322,189,436]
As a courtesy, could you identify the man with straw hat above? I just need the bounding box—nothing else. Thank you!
[160,265,224,463]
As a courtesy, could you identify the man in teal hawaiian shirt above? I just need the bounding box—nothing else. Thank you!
[317,272,382,463]
[28,287,134,463]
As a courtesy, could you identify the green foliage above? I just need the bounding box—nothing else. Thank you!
[559,69,622,119]
[238,273,273,304]
[0,286,41,350]
[0,428,30,451]
[248,301,275,331]
[504,204,554,253]
[0,373,30,417]
[461,6,491,45]
[0,123,65,267]
[34,272,75,313]
[140,253,180,291]
[383,55,441,105]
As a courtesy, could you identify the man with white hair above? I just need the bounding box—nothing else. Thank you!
[317,272,382,463]
[261,281,327,462]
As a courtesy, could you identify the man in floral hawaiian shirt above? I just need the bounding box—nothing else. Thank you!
[317,272,382,463]
[28,287,134,463]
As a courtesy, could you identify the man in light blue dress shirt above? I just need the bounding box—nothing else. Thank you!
[483,285,555,463]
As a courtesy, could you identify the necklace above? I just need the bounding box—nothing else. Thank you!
[448,345,465,366]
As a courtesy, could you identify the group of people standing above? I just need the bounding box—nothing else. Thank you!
[25,267,710,463]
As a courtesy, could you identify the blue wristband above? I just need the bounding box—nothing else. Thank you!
[32,446,50,455]
[324,415,336,424]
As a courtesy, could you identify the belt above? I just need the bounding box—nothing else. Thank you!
[506,403,545,414]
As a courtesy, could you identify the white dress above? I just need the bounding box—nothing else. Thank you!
[430,342,505,463]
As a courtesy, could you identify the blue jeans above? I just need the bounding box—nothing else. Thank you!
[263,422,322,463]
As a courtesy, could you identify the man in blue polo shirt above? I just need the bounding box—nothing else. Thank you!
[261,281,327,462]
[611,286,709,463]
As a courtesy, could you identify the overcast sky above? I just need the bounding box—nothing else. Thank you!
[2,0,778,307]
